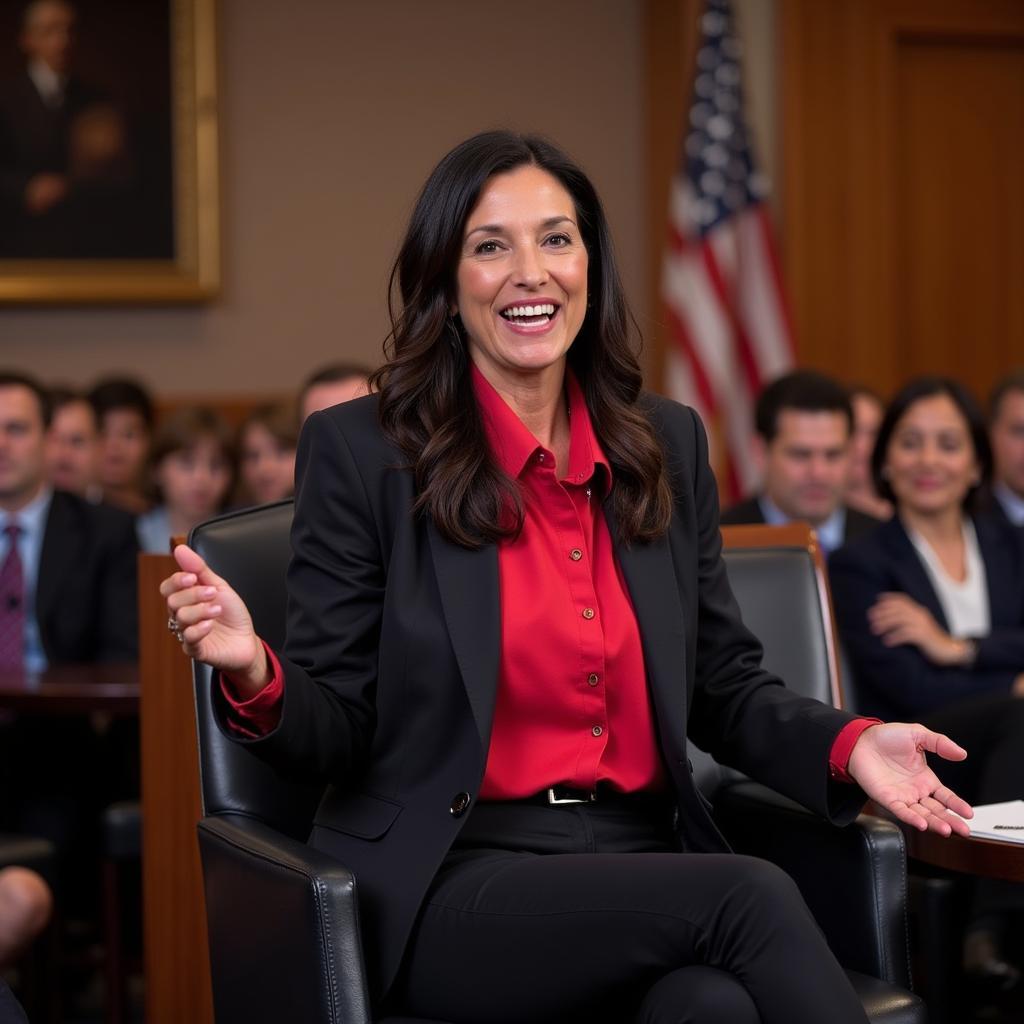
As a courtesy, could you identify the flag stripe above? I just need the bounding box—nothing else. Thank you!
[660,0,795,503]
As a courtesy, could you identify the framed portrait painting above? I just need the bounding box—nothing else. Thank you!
[0,0,218,303]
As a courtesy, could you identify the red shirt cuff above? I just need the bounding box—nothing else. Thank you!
[219,640,284,738]
[828,718,882,784]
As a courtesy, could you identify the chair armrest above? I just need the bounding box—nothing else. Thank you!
[198,813,372,1024]
[712,780,912,989]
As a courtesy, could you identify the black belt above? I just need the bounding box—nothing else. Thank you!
[520,784,671,808]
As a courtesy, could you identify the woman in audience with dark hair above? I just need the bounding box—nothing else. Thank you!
[236,402,298,507]
[88,376,156,515]
[830,376,1024,996]
[137,406,235,553]
[160,131,971,1023]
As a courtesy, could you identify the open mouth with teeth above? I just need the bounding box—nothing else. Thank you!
[498,302,560,328]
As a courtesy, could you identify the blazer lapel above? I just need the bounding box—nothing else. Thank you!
[885,519,951,629]
[427,521,501,752]
[605,498,690,748]
[974,515,1020,627]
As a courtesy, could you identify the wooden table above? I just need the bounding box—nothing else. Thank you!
[0,663,139,715]
[138,552,214,1024]
[867,802,1024,882]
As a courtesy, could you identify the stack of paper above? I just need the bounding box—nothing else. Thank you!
[954,800,1024,844]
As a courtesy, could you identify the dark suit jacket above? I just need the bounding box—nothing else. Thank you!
[976,486,1024,534]
[829,514,1024,721]
[217,393,865,997]
[36,490,139,664]
[719,494,882,544]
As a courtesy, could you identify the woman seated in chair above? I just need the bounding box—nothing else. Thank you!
[161,131,970,1024]
[830,376,1024,996]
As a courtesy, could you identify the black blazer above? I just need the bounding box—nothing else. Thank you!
[829,514,1024,721]
[719,494,882,543]
[217,393,864,997]
[36,490,139,664]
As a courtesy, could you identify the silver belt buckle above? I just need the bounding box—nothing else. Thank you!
[547,787,595,805]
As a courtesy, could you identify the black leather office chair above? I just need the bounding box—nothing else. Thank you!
[190,503,447,1024]
[711,524,924,1023]
[189,505,922,1023]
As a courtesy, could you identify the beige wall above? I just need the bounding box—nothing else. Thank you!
[2,0,646,397]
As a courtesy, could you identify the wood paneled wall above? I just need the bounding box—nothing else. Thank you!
[780,0,1024,400]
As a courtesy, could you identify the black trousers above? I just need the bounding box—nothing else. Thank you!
[925,692,1024,925]
[389,796,867,1024]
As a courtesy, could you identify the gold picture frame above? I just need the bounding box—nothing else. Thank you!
[0,0,219,304]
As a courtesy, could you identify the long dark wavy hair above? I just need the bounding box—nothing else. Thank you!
[370,130,672,548]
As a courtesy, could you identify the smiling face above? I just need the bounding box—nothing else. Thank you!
[883,393,980,517]
[454,164,588,390]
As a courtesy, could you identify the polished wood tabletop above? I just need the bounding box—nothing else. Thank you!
[867,802,1024,883]
[0,662,140,715]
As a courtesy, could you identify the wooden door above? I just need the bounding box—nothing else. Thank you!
[781,0,1024,400]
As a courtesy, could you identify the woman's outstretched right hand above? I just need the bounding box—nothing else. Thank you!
[159,544,271,698]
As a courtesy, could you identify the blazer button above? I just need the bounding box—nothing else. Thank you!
[450,792,471,818]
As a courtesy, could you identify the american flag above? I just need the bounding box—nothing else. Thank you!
[661,0,794,501]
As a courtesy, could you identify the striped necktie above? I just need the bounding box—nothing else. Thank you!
[0,524,25,671]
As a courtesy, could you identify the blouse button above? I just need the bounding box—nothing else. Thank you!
[582,607,595,620]
[588,673,599,686]
[592,725,604,737]
[570,548,583,561]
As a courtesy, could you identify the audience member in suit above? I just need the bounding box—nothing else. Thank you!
[87,376,155,516]
[846,385,893,520]
[987,368,1024,528]
[162,131,971,1023]
[720,370,883,554]
[298,361,372,423]
[0,370,139,911]
[830,376,1024,998]
[0,866,52,969]
[136,405,235,553]
[236,402,298,507]
[44,386,101,502]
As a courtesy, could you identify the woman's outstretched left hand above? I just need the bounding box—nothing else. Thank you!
[847,723,973,837]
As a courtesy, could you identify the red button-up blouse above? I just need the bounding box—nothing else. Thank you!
[221,370,872,785]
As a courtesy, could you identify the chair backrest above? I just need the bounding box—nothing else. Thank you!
[690,523,846,793]
[189,500,324,840]
[720,523,843,706]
